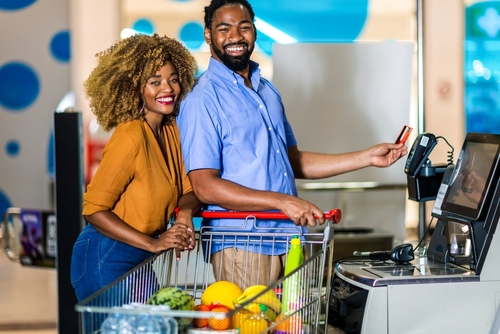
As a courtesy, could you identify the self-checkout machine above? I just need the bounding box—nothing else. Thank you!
[328,132,500,334]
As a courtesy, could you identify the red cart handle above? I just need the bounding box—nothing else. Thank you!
[174,207,342,224]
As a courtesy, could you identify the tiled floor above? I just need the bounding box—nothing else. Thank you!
[0,245,57,333]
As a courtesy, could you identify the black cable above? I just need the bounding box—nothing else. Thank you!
[413,216,436,252]
[333,256,395,267]
[334,258,411,272]
[436,135,455,165]
[332,256,366,266]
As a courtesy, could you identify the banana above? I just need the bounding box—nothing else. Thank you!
[266,306,277,322]
[233,285,282,314]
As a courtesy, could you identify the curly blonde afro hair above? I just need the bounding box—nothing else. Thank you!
[84,33,198,131]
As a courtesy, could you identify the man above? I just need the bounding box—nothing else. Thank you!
[177,0,407,288]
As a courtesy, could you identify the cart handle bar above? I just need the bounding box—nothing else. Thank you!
[174,207,341,224]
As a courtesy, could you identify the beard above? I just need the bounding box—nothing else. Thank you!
[212,40,253,72]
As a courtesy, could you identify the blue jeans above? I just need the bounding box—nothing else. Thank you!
[70,223,153,302]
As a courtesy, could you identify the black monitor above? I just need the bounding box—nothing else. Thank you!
[440,133,500,222]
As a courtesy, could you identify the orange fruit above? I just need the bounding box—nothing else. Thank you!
[193,304,210,328]
[208,305,231,330]
[275,313,302,334]
[201,281,243,310]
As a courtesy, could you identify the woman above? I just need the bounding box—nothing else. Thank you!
[70,34,200,301]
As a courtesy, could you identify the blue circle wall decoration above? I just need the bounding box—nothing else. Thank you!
[50,30,71,62]
[0,62,40,110]
[6,139,20,157]
[179,21,204,50]
[133,19,154,35]
[0,0,36,10]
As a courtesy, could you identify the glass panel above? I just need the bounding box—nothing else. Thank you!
[464,1,500,133]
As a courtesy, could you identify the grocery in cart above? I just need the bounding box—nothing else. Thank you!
[75,208,341,334]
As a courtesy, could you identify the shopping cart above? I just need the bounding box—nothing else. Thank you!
[75,208,341,334]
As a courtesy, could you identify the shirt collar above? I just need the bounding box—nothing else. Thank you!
[208,57,261,89]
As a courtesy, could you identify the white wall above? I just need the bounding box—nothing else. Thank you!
[0,1,69,211]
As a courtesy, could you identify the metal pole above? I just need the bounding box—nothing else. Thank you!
[417,0,425,135]
[416,0,427,240]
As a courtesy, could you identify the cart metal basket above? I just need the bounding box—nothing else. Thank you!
[75,209,340,334]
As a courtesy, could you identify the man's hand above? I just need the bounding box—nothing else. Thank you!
[279,196,326,227]
[368,142,408,167]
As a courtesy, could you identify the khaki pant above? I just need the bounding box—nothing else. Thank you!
[211,248,286,289]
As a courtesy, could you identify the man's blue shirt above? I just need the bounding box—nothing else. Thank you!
[178,58,306,255]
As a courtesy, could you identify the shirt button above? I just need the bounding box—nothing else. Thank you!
[268,127,272,131]
[277,150,280,154]
[233,80,237,84]
[284,173,288,176]
[259,105,263,109]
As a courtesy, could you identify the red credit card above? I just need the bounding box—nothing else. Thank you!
[395,125,413,145]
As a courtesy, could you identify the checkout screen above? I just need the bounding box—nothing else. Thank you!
[446,142,497,209]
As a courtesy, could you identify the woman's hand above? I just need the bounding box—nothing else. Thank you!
[174,209,196,245]
[152,224,193,257]
[168,191,201,259]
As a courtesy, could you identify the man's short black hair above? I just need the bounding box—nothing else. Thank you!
[204,0,256,29]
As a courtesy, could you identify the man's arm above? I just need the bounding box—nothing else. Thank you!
[288,143,407,179]
[187,168,325,226]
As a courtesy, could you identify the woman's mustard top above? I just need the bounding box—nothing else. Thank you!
[83,119,192,235]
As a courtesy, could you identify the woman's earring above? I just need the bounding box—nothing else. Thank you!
[140,102,145,113]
